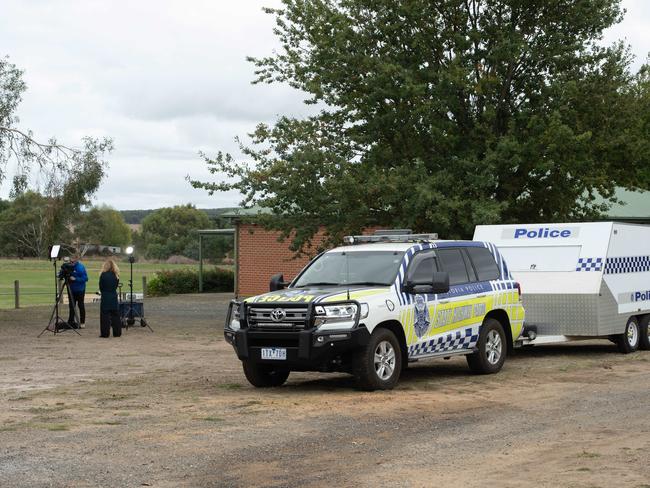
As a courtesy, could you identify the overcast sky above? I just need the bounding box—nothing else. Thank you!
[1,0,648,210]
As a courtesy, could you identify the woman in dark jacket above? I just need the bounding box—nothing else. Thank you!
[99,259,122,338]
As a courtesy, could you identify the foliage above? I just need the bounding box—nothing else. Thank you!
[140,204,212,260]
[0,55,112,197]
[75,205,132,249]
[192,0,650,249]
[147,267,234,296]
[0,191,67,257]
[120,207,238,224]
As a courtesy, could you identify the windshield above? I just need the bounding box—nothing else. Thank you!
[293,251,405,288]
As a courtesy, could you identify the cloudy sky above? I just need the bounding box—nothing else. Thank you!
[1,0,648,210]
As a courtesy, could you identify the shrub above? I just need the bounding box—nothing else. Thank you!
[147,267,233,296]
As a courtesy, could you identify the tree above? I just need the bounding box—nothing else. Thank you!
[0,56,112,198]
[192,0,650,250]
[0,191,72,257]
[75,205,132,249]
[140,205,212,260]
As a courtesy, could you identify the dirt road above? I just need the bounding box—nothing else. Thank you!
[1,295,649,487]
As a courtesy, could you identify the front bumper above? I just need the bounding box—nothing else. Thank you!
[224,323,370,371]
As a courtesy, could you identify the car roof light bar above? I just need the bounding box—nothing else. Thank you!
[343,233,439,245]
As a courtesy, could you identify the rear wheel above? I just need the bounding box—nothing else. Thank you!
[353,328,402,391]
[618,317,641,354]
[467,318,507,374]
[242,361,290,387]
[639,315,650,351]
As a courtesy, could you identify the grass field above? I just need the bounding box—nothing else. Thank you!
[0,258,202,309]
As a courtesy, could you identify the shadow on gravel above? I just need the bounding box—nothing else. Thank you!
[511,342,620,358]
[268,342,628,392]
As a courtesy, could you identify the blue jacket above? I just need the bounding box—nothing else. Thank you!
[70,261,88,294]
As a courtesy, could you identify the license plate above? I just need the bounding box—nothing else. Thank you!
[261,348,287,360]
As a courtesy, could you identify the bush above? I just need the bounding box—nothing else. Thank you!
[147,267,233,296]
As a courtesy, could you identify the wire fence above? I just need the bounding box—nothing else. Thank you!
[0,278,147,310]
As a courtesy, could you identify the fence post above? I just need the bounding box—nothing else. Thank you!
[142,276,147,298]
[14,280,19,309]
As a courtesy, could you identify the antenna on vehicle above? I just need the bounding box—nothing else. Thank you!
[345,251,350,300]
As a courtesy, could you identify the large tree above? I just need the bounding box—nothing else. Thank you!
[0,191,72,257]
[140,205,212,260]
[192,0,650,249]
[0,56,112,200]
[74,205,132,250]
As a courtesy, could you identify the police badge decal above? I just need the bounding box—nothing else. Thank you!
[413,294,431,338]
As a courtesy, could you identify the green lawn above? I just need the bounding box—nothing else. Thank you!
[0,258,203,309]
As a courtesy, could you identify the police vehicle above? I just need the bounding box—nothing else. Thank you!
[224,231,525,390]
[474,222,650,353]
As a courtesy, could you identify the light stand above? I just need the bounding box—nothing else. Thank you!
[127,254,135,326]
[120,246,152,332]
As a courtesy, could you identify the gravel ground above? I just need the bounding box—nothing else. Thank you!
[1,294,649,487]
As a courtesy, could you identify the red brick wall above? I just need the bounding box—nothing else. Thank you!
[236,224,329,297]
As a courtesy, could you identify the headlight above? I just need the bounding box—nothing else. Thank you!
[228,305,241,331]
[314,303,365,331]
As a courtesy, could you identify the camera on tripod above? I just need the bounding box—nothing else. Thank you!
[58,261,75,280]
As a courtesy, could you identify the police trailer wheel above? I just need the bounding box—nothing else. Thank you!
[467,318,507,374]
[639,315,650,351]
[242,361,290,388]
[140,319,147,327]
[617,317,640,354]
[353,328,402,391]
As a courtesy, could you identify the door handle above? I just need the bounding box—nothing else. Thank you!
[439,300,449,304]
[477,294,486,298]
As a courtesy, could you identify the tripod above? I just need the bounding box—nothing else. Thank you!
[39,262,81,337]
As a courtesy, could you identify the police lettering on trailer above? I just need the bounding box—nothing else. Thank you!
[632,290,650,302]
[514,227,572,239]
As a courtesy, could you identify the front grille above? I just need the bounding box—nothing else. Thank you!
[247,306,309,329]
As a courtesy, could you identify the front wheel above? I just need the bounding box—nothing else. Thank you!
[467,318,507,374]
[242,361,290,388]
[617,317,640,354]
[353,328,402,391]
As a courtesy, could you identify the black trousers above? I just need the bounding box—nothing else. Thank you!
[100,310,122,338]
[68,291,85,326]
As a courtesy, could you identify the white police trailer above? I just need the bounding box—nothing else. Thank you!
[473,222,650,353]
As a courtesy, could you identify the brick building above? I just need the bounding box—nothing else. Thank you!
[235,222,328,297]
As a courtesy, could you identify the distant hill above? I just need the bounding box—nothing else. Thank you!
[120,207,240,224]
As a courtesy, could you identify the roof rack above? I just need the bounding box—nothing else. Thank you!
[343,231,439,245]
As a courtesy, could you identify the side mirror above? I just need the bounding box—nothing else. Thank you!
[269,273,288,292]
[404,271,450,295]
[431,271,450,294]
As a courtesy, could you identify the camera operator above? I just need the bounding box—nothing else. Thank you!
[61,255,88,329]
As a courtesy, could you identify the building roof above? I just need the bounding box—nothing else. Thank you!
[220,206,273,220]
[603,189,650,219]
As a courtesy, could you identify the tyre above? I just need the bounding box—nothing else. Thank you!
[242,361,290,388]
[353,328,402,391]
[140,318,147,328]
[467,318,507,374]
[640,315,650,351]
[617,317,641,354]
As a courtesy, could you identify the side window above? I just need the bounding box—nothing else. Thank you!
[461,250,477,282]
[437,248,469,285]
[406,250,438,283]
[466,247,500,281]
